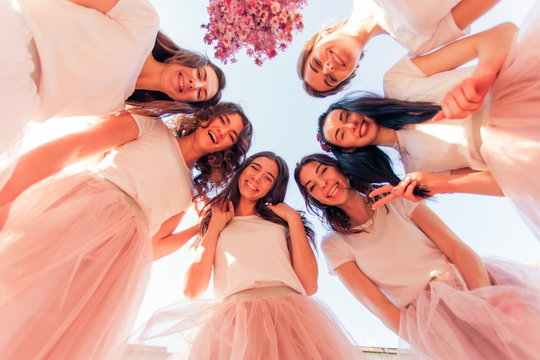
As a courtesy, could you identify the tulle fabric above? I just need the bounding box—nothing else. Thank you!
[399,259,540,360]
[0,0,40,189]
[0,171,152,360]
[129,287,365,360]
[482,0,540,238]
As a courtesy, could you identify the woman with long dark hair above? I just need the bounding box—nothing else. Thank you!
[131,152,363,359]
[0,102,252,359]
[295,153,540,360]
[318,17,540,237]
[1,0,225,189]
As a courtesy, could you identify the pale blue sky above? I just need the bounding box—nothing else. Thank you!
[135,0,539,349]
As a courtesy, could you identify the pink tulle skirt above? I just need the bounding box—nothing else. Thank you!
[0,171,152,360]
[0,0,40,189]
[130,286,365,360]
[400,259,540,360]
[482,0,540,238]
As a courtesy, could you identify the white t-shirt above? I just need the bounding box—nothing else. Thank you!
[19,0,159,120]
[95,115,193,236]
[354,0,466,55]
[213,215,306,301]
[322,199,448,308]
[384,56,488,173]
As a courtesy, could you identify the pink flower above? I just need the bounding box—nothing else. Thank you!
[203,0,307,65]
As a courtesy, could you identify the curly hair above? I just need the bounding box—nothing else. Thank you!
[169,102,252,202]
[199,152,316,251]
[297,21,362,98]
[126,31,226,117]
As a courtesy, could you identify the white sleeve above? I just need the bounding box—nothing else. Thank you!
[393,197,421,219]
[384,56,476,103]
[321,234,355,275]
[411,13,467,56]
[130,114,159,137]
[107,0,160,26]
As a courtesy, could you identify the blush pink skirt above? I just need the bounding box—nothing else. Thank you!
[130,286,365,360]
[482,0,540,238]
[400,258,540,360]
[0,171,151,359]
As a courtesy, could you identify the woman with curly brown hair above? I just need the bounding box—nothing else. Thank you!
[0,102,252,360]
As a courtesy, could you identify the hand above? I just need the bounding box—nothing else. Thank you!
[266,203,301,223]
[432,70,496,121]
[369,172,449,209]
[208,200,234,232]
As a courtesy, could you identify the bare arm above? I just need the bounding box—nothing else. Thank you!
[267,204,318,295]
[410,203,490,290]
[451,0,500,30]
[183,201,233,299]
[152,212,199,261]
[0,112,139,207]
[370,169,503,209]
[335,261,401,334]
[67,0,119,14]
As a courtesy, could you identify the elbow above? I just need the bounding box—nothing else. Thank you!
[182,284,204,300]
[303,280,318,296]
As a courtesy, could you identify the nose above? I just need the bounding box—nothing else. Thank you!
[317,178,328,190]
[322,61,335,74]
[189,78,203,89]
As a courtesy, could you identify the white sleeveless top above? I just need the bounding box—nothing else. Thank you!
[213,216,306,301]
[18,0,159,120]
[95,115,193,236]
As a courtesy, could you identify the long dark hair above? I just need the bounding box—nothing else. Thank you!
[317,91,436,199]
[199,152,316,250]
[169,102,252,202]
[294,153,382,234]
[127,31,226,117]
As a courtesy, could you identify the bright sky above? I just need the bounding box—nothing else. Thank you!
[130,0,540,349]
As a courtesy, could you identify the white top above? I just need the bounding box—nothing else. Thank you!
[95,115,193,236]
[321,199,448,308]
[213,215,306,301]
[19,0,159,121]
[354,0,466,55]
[384,56,489,173]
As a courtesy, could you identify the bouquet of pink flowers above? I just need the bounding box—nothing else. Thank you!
[202,0,307,66]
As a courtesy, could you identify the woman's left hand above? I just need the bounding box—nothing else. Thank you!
[432,70,497,121]
[266,203,301,223]
[369,172,451,209]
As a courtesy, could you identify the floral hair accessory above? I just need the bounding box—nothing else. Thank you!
[316,133,332,153]
[202,0,307,66]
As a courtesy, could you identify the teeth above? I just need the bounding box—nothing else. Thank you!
[179,74,183,92]
[209,131,216,143]
[360,121,366,137]
[246,181,258,191]
[328,183,338,198]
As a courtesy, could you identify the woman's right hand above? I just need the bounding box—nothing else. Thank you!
[208,200,234,233]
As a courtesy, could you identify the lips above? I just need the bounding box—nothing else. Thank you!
[208,130,217,144]
[178,73,184,93]
[245,180,258,192]
[327,183,339,198]
[329,50,345,67]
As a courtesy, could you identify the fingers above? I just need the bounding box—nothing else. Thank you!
[439,79,485,120]
[371,192,398,209]
[369,184,394,197]
[431,110,446,122]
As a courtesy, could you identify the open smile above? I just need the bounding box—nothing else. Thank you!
[178,73,184,93]
[359,120,368,138]
[245,180,258,192]
[208,130,218,144]
[327,183,339,198]
[329,50,345,67]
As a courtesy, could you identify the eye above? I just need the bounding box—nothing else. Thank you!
[321,167,327,175]
[329,74,337,82]
[197,89,201,100]
[346,112,350,121]
[308,184,315,193]
[314,58,321,67]
[265,176,273,182]
[220,116,226,124]
[197,69,201,79]
[229,134,235,142]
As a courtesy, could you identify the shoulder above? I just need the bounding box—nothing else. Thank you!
[107,0,159,26]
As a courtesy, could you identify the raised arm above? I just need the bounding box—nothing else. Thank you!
[451,0,500,30]
[267,203,318,295]
[183,201,234,299]
[0,112,139,208]
[152,212,200,261]
[370,169,503,209]
[410,203,490,290]
[67,0,119,14]
[335,261,401,334]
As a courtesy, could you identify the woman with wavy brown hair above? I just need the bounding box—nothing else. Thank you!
[1,0,225,190]
[0,102,252,360]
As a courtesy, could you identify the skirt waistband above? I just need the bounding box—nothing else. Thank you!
[101,177,147,225]
[222,286,299,303]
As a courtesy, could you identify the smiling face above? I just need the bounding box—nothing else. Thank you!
[161,64,219,103]
[322,109,379,149]
[298,161,352,207]
[238,157,279,202]
[194,112,244,154]
[303,32,362,92]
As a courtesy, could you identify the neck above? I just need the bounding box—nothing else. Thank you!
[341,9,385,47]
[374,127,398,146]
[176,136,205,170]
[135,54,165,92]
[340,190,374,226]
[235,197,257,216]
